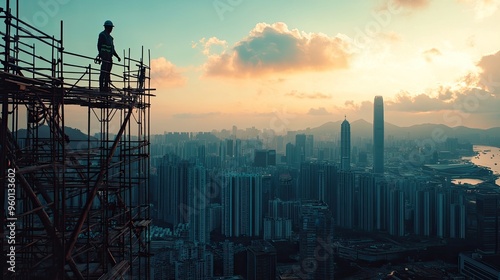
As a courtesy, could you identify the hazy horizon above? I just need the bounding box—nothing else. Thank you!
[146,118,500,134]
[26,115,499,135]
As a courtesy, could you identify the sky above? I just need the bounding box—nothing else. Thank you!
[14,0,500,134]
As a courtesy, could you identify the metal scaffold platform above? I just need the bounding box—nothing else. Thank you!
[1,1,153,279]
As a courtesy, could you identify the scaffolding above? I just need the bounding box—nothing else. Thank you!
[1,1,152,279]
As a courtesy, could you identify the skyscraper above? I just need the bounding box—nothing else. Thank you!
[285,143,295,166]
[388,187,405,237]
[306,134,314,159]
[299,162,337,203]
[358,173,375,232]
[337,171,355,229]
[157,155,190,226]
[188,164,208,244]
[295,134,306,164]
[341,116,351,171]
[222,173,263,237]
[227,139,234,157]
[158,157,208,242]
[373,96,384,174]
[254,149,269,167]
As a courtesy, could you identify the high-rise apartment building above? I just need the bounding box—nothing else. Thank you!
[158,155,190,226]
[306,134,314,159]
[222,173,263,237]
[299,162,337,204]
[188,164,208,244]
[337,171,355,229]
[358,173,375,232]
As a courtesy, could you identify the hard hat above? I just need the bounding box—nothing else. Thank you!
[103,20,114,27]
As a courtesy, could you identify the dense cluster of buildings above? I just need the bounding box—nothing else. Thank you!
[147,96,499,279]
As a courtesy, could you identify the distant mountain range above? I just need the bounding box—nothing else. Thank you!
[297,119,500,146]
[15,126,98,149]
[14,121,500,148]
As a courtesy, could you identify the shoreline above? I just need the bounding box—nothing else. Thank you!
[461,145,500,186]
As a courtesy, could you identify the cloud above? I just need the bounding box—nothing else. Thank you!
[453,88,498,113]
[436,85,454,101]
[384,88,494,115]
[386,92,452,112]
[337,87,499,128]
[308,107,331,115]
[476,50,500,93]
[344,100,355,107]
[459,0,500,19]
[150,57,186,88]
[334,48,500,127]
[422,48,442,62]
[385,48,500,114]
[343,100,373,111]
[194,37,228,56]
[285,90,332,99]
[202,22,353,78]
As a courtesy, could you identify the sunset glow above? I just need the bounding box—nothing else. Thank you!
[19,0,500,133]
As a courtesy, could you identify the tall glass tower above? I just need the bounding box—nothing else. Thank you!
[373,96,384,174]
[341,116,351,171]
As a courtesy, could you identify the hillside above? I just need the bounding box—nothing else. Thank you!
[15,126,98,149]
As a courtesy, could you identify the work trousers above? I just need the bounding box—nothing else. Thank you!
[99,57,113,92]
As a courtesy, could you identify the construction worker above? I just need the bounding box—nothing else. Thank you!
[97,20,121,92]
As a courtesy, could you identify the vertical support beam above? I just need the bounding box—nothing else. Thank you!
[65,101,137,260]
[146,48,152,280]
[58,19,66,280]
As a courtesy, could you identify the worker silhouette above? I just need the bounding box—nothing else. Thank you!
[97,20,121,92]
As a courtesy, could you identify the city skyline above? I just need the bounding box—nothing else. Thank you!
[3,1,500,278]
[16,0,500,133]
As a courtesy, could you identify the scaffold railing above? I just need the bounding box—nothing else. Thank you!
[1,0,153,279]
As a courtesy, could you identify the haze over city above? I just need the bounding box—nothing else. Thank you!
[18,0,500,133]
